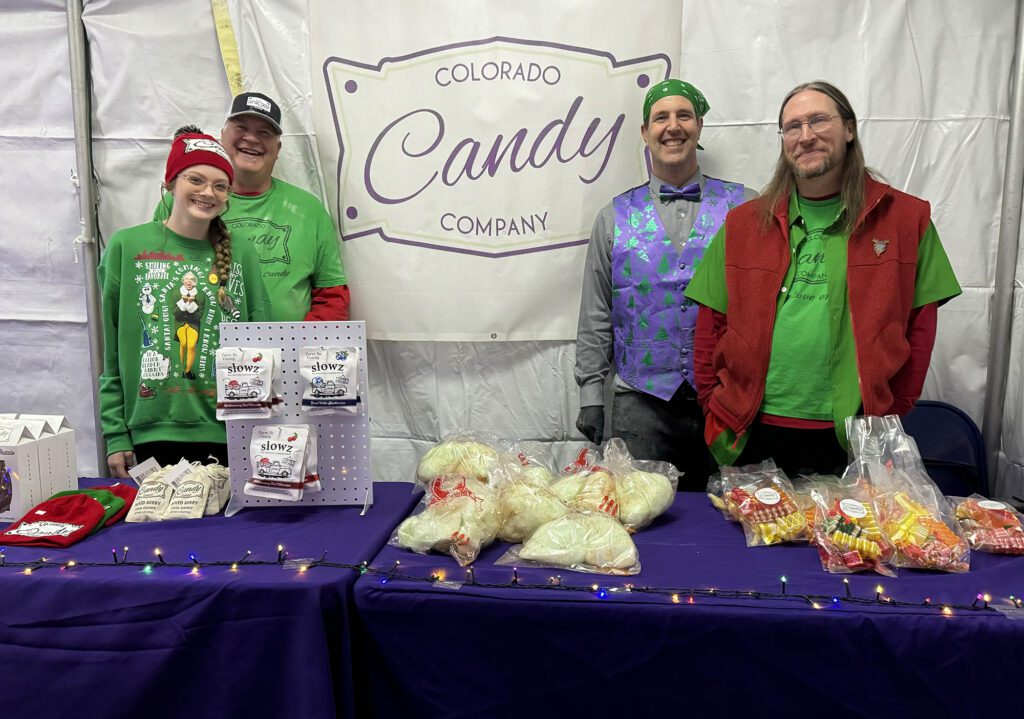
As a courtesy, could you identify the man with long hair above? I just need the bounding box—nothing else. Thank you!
[575,79,755,489]
[686,81,960,476]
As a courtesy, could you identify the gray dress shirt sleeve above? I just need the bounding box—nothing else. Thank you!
[575,207,616,408]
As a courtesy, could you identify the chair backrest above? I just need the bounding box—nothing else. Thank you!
[901,400,988,496]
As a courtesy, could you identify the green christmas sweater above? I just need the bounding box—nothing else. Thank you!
[98,221,271,454]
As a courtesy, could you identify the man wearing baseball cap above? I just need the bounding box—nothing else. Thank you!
[156,91,349,321]
[574,79,756,490]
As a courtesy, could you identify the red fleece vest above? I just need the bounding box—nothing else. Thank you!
[708,177,930,434]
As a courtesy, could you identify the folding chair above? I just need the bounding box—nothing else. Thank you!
[901,400,988,496]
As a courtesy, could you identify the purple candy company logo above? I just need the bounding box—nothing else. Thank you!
[323,37,669,257]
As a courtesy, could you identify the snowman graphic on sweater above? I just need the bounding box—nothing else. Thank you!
[139,283,157,315]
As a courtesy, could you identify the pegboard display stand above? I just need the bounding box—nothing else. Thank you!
[220,322,372,517]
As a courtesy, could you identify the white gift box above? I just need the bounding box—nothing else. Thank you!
[0,422,43,523]
[16,414,77,496]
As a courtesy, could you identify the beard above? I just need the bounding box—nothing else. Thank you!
[790,152,833,179]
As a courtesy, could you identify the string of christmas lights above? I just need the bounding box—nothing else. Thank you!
[0,546,1019,616]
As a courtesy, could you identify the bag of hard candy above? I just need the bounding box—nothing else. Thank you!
[846,415,970,572]
[496,510,640,576]
[415,431,503,485]
[391,473,504,566]
[299,346,360,415]
[602,437,678,531]
[721,464,808,546]
[810,479,896,576]
[950,495,1024,555]
[245,425,319,501]
[707,460,779,521]
[216,347,282,420]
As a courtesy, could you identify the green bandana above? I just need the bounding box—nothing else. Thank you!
[642,79,710,123]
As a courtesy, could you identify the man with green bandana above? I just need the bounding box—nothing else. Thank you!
[575,79,756,490]
[686,80,960,477]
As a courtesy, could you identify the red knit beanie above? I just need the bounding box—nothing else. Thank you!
[164,127,234,185]
[0,493,108,548]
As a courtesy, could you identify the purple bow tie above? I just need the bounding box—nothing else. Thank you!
[659,182,701,202]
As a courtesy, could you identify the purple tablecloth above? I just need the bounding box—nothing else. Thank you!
[355,492,1024,717]
[0,481,419,719]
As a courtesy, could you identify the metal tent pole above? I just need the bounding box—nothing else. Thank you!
[66,0,107,475]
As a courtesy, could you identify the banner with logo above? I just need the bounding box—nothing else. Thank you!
[310,0,681,340]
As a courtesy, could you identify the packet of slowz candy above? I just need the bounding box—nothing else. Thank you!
[299,346,360,415]
[216,347,279,420]
[245,425,320,501]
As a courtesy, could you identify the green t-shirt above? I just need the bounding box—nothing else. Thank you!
[761,195,844,420]
[98,222,271,454]
[685,192,961,464]
[155,178,347,322]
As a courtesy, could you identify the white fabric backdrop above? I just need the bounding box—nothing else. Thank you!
[0,0,97,471]
[0,0,1020,494]
[311,1,680,340]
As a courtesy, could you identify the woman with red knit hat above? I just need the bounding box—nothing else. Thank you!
[98,126,270,477]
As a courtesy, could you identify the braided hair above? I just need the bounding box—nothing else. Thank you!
[209,214,233,310]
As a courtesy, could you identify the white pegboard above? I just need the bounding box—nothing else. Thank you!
[220,322,372,516]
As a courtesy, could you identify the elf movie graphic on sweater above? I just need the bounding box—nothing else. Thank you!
[133,251,223,394]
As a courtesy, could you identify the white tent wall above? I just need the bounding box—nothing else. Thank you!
[0,0,98,473]
[1,0,1021,489]
[999,235,1024,495]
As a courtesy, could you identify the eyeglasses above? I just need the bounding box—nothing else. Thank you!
[779,114,839,140]
[179,172,231,197]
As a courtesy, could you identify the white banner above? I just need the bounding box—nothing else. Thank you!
[311,0,681,340]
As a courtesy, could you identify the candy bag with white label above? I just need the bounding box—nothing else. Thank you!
[162,466,212,521]
[300,346,360,415]
[125,466,174,523]
[846,415,970,572]
[216,347,275,420]
[721,464,808,546]
[810,479,896,576]
[245,425,312,501]
[950,495,1024,555]
[707,460,779,522]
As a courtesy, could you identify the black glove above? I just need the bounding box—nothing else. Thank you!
[576,406,605,446]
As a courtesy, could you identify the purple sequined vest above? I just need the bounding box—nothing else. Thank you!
[610,178,745,400]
